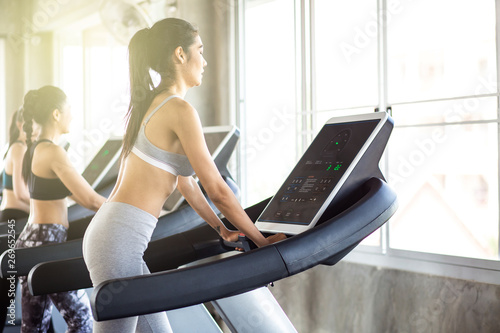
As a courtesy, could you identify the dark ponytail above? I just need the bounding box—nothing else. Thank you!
[21,90,37,183]
[121,18,199,159]
[122,27,156,160]
[21,86,67,183]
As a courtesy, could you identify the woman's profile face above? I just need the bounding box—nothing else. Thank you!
[184,35,207,87]
[31,122,41,141]
[58,101,73,134]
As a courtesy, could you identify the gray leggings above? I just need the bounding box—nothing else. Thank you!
[82,202,172,333]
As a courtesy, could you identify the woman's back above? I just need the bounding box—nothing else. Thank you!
[21,86,105,228]
[1,142,29,212]
[108,93,192,218]
[28,141,71,226]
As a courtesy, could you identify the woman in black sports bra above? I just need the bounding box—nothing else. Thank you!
[0,108,39,332]
[0,108,33,222]
[15,85,106,333]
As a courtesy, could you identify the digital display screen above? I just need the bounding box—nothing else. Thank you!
[82,140,122,186]
[257,120,379,226]
[163,128,234,212]
[205,132,228,155]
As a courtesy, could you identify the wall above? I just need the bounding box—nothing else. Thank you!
[0,0,236,145]
[0,0,59,144]
[178,0,236,126]
[270,261,500,333]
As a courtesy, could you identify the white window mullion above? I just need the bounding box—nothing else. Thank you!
[495,0,500,258]
[300,0,312,154]
[378,0,390,254]
[235,0,247,204]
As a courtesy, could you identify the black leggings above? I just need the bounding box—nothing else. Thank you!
[15,223,93,333]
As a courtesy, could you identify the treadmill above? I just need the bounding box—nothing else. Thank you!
[26,112,397,332]
[0,126,243,331]
[0,125,242,278]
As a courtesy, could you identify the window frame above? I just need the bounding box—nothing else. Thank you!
[238,0,500,285]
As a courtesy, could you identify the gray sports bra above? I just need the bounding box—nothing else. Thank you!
[132,95,195,177]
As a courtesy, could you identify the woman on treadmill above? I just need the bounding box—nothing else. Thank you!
[0,108,33,222]
[0,108,38,332]
[83,17,285,332]
[16,85,106,332]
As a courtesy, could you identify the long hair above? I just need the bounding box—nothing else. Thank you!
[3,108,23,159]
[121,18,199,159]
[21,86,67,183]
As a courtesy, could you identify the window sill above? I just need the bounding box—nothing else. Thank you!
[344,245,500,285]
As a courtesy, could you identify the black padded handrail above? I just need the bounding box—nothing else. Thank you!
[28,198,271,296]
[91,177,397,321]
[29,257,91,296]
[28,225,218,295]
[0,239,83,279]
[0,217,28,235]
[1,179,240,280]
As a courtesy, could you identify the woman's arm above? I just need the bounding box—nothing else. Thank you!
[10,143,30,204]
[49,145,106,212]
[177,176,239,242]
[172,101,274,247]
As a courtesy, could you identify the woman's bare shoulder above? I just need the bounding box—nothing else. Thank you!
[38,141,69,165]
[9,141,27,157]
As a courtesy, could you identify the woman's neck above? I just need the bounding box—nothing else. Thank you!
[156,79,188,98]
[38,128,61,143]
[16,133,26,144]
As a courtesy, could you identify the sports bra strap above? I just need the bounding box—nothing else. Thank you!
[33,139,53,146]
[143,95,181,125]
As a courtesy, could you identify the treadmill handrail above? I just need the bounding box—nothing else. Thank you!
[27,199,272,296]
[28,257,91,296]
[91,177,397,321]
[0,238,84,278]
[5,176,241,281]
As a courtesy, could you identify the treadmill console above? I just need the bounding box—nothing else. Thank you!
[255,112,390,235]
[81,137,122,189]
[163,126,239,212]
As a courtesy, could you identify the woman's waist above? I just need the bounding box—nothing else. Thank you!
[108,189,174,219]
[84,201,158,252]
[0,190,30,212]
[28,203,69,229]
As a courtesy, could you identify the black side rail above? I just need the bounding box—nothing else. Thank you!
[28,198,271,296]
[0,217,28,235]
[0,176,241,280]
[0,239,83,278]
[0,215,95,278]
[91,177,397,321]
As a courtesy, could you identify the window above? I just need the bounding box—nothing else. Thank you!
[56,25,128,171]
[313,0,378,112]
[386,0,498,260]
[239,0,500,282]
[240,0,298,206]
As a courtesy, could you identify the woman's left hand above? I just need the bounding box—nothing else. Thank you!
[265,233,287,245]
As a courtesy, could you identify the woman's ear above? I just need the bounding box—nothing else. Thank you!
[174,46,185,64]
[52,109,61,122]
